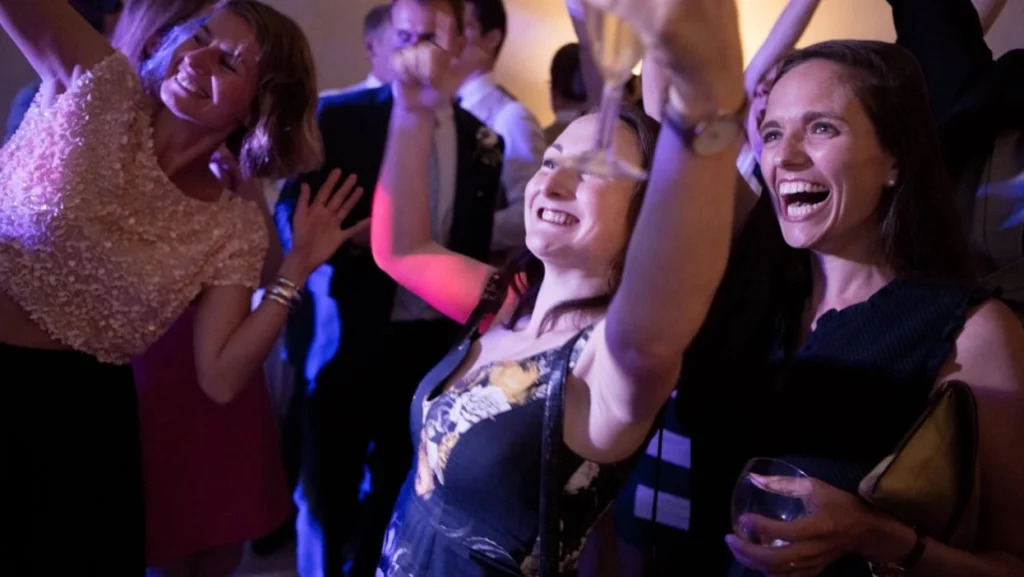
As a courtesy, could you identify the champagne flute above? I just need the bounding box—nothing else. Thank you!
[557,5,648,181]
[730,458,809,547]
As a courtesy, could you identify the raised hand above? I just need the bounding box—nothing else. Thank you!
[290,168,369,274]
[390,10,484,113]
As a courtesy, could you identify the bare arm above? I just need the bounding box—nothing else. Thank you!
[569,82,743,461]
[974,0,1007,34]
[370,108,497,324]
[863,300,1024,576]
[211,155,283,286]
[744,0,821,94]
[193,173,365,404]
[643,60,761,235]
[0,0,113,88]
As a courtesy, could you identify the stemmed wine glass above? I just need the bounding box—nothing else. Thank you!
[731,458,810,547]
[557,3,649,181]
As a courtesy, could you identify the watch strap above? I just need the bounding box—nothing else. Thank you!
[662,85,747,156]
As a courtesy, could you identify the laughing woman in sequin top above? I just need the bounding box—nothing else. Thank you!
[0,1,367,573]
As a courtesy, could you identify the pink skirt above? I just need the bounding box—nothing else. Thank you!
[133,304,293,566]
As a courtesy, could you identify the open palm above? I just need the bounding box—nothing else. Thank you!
[292,168,369,271]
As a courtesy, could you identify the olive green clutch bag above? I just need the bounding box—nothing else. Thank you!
[858,380,980,549]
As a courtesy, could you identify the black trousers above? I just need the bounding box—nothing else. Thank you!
[304,319,461,576]
[1,343,145,576]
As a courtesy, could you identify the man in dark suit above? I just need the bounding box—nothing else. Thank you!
[275,0,503,574]
[887,0,1024,317]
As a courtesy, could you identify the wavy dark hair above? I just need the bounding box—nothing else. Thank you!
[500,104,661,332]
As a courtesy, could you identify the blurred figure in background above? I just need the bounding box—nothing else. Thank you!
[320,4,394,97]
[456,0,544,254]
[544,42,588,144]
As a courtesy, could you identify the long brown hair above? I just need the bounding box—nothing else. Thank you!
[501,105,661,332]
[139,0,324,179]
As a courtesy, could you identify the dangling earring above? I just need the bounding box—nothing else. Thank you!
[884,178,896,188]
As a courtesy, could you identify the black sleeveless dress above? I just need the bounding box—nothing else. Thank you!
[376,291,642,576]
[679,277,989,576]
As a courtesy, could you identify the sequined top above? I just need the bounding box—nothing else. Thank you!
[0,52,267,364]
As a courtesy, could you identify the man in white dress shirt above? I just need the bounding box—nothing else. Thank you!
[456,0,545,253]
[319,4,394,98]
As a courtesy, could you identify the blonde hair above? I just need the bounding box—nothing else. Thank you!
[140,0,324,179]
[112,0,212,69]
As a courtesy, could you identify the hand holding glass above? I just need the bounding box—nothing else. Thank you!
[731,458,810,547]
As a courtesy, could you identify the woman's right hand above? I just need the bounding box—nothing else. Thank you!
[584,0,745,109]
[284,168,368,282]
[390,10,486,114]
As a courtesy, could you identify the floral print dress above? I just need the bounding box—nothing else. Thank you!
[376,321,641,576]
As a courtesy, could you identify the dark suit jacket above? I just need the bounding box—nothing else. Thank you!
[275,85,503,384]
[888,0,1024,187]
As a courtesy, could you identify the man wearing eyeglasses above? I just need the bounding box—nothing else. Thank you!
[275,1,503,574]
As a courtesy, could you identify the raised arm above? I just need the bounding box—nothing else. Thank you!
[371,107,497,324]
[887,0,994,122]
[744,0,821,95]
[0,0,113,88]
[975,0,1008,35]
[371,19,500,324]
[568,0,745,458]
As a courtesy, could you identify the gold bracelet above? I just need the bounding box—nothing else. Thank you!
[274,276,301,292]
[262,291,294,311]
[266,283,301,304]
[266,278,302,306]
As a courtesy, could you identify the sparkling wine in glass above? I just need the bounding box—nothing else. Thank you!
[557,6,648,181]
[730,458,810,547]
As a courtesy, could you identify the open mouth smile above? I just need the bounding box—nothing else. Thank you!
[777,180,831,220]
[174,72,209,99]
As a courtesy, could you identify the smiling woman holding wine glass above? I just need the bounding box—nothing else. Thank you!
[367,0,746,573]
[674,37,1024,577]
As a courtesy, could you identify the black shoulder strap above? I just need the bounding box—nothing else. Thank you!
[539,329,590,577]
[457,268,516,344]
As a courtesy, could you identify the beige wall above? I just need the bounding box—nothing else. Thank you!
[1,0,1022,130]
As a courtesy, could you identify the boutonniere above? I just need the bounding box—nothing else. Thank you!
[474,126,503,167]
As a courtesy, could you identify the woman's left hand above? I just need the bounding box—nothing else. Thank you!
[726,475,879,577]
[289,168,369,278]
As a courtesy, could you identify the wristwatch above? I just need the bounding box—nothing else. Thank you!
[868,527,927,576]
[662,85,747,157]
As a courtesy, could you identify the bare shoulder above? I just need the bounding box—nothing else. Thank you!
[941,298,1024,393]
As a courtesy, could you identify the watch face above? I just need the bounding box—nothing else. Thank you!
[694,118,742,156]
